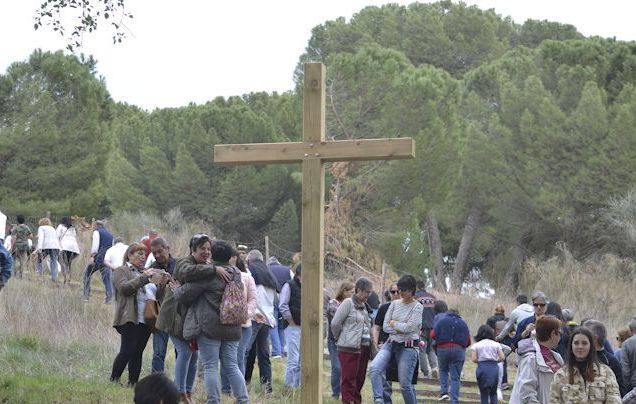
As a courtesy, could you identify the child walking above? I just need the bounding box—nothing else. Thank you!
[470,325,505,404]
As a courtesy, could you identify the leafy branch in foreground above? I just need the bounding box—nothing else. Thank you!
[34,0,133,52]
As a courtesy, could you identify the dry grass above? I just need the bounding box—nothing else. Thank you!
[2,212,634,402]
[520,243,635,336]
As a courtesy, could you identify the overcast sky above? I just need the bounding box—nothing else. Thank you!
[2,1,635,110]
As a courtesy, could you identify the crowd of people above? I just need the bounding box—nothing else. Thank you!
[1,215,636,404]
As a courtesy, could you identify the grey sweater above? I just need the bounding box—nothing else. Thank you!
[383,300,423,343]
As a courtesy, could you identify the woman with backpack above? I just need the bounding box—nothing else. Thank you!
[368,274,423,404]
[220,253,257,396]
[156,234,232,403]
[330,277,374,404]
[173,239,248,404]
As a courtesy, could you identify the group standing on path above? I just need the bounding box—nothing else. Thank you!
[2,215,636,404]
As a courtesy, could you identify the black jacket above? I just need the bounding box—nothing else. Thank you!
[598,348,629,397]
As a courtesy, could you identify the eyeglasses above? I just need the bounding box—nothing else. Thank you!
[390,290,399,294]
[533,303,546,307]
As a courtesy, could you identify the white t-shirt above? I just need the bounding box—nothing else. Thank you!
[104,243,129,269]
[470,339,503,362]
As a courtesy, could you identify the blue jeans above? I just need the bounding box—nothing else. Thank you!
[328,338,341,397]
[437,346,466,404]
[36,249,59,281]
[83,262,113,301]
[369,342,419,404]
[284,325,301,388]
[270,305,286,356]
[476,360,499,404]
[221,326,252,394]
[170,335,197,394]
[152,330,170,373]
[197,335,248,404]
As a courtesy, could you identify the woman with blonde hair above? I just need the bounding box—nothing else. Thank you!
[34,217,61,282]
[326,280,355,398]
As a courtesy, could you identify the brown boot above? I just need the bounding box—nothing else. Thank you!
[186,392,193,403]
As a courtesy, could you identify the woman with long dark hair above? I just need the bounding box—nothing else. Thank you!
[550,327,621,403]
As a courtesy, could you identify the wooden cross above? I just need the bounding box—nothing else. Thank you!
[214,62,415,403]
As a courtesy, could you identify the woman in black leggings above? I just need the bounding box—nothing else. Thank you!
[110,242,156,386]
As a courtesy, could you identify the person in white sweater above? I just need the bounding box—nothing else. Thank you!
[56,217,81,284]
[368,274,423,404]
[35,218,61,282]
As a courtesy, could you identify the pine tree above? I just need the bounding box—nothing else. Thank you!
[266,199,300,254]
[173,145,210,218]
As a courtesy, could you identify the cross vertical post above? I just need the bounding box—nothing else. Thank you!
[213,61,415,402]
[300,62,325,403]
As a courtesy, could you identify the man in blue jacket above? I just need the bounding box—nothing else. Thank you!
[431,309,471,403]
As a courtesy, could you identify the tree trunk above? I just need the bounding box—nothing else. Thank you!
[503,242,525,293]
[425,213,446,292]
[450,205,481,293]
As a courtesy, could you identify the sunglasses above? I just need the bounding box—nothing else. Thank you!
[390,290,399,294]
[533,303,546,307]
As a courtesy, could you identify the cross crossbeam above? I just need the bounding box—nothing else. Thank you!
[214,138,415,165]
[213,62,415,403]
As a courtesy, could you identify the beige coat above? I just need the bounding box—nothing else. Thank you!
[112,264,150,327]
[330,296,371,352]
[550,362,621,404]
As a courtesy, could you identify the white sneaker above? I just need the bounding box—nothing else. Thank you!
[271,355,282,359]
[439,394,450,401]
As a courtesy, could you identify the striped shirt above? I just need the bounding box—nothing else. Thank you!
[383,300,423,343]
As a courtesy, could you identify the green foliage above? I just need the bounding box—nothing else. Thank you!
[211,166,299,244]
[105,150,153,213]
[173,145,211,219]
[0,50,111,217]
[4,4,636,287]
[266,199,300,253]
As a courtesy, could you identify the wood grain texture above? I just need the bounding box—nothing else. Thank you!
[213,138,415,165]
